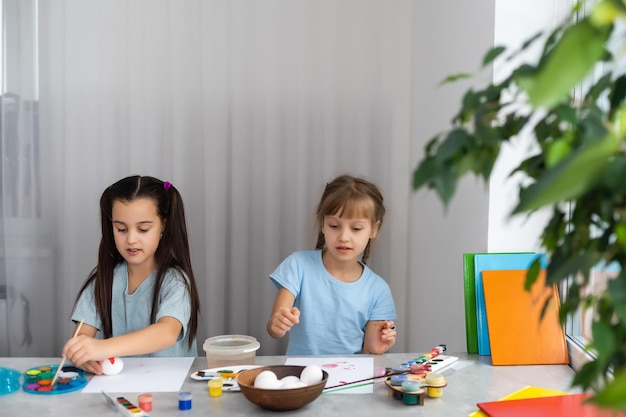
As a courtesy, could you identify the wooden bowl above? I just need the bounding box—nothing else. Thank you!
[236,365,328,411]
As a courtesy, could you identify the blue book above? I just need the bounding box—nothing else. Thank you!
[474,253,547,356]
[464,252,532,354]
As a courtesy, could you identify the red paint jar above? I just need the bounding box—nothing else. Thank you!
[137,393,153,412]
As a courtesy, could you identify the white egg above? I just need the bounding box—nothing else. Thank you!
[254,370,281,389]
[101,357,124,376]
[299,365,323,386]
[280,379,307,389]
[279,375,301,389]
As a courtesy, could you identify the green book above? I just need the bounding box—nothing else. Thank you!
[463,253,480,354]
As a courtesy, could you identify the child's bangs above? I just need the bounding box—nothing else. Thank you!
[330,196,375,221]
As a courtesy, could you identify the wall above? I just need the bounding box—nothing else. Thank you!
[406,2,494,352]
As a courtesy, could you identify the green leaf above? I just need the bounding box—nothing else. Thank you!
[607,271,626,302]
[433,164,458,206]
[524,258,542,290]
[554,104,578,125]
[585,72,613,101]
[591,320,615,364]
[439,73,472,86]
[609,74,626,112]
[589,0,621,28]
[499,114,530,139]
[572,359,600,390]
[436,129,471,162]
[510,154,543,180]
[545,251,601,285]
[412,157,438,191]
[513,135,619,213]
[615,302,626,325]
[520,32,544,53]
[424,135,441,155]
[579,110,609,143]
[545,139,572,168]
[482,46,506,66]
[591,368,626,411]
[516,19,609,109]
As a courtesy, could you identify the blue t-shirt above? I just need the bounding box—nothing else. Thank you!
[270,250,397,355]
[72,262,197,357]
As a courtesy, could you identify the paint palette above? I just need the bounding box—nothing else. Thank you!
[22,365,88,395]
[424,355,458,373]
[190,364,262,392]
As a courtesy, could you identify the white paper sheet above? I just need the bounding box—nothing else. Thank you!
[285,357,374,394]
[82,357,194,393]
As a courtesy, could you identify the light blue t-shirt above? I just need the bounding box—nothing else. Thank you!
[270,250,397,355]
[72,262,197,357]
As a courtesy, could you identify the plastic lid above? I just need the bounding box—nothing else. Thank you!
[425,372,445,385]
[203,335,260,354]
[178,391,192,400]
[0,367,22,395]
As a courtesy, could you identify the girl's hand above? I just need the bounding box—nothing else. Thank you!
[79,360,104,375]
[363,320,397,354]
[268,306,300,338]
[62,335,109,370]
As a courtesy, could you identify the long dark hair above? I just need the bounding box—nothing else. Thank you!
[75,175,200,349]
[314,175,385,264]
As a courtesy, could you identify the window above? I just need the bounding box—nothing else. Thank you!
[1,0,41,219]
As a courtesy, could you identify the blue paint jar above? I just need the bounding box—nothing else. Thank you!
[390,374,407,386]
[401,380,422,393]
[178,391,192,410]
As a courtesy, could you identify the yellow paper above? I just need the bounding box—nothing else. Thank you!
[468,386,569,417]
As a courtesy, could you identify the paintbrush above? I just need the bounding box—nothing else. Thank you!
[323,379,390,394]
[323,369,408,391]
[51,319,84,386]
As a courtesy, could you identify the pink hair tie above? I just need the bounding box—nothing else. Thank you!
[163,181,172,191]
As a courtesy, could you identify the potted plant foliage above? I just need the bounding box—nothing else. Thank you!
[412,0,626,411]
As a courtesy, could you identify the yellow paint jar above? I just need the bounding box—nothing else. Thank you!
[208,378,223,397]
[425,372,445,398]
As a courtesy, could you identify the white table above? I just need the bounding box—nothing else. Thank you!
[0,353,575,416]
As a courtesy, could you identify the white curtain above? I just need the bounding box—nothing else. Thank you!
[2,0,497,357]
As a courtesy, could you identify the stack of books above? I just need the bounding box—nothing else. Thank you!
[463,252,568,365]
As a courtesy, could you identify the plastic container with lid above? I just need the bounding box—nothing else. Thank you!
[0,367,22,395]
[203,335,260,367]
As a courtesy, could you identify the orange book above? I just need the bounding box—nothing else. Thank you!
[477,392,626,417]
[482,269,568,365]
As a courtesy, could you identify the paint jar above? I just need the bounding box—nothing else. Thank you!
[390,374,407,386]
[178,391,192,410]
[137,393,152,411]
[208,378,223,397]
[401,380,422,393]
[203,335,260,367]
[402,393,420,405]
[425,373,445,398]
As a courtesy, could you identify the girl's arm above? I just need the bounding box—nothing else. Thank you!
[267,287,300,339]
[362,320,397,354]
[62,316,182,372]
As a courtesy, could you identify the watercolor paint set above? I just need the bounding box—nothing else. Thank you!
[22,364,88,395]
[102,391,150,417]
